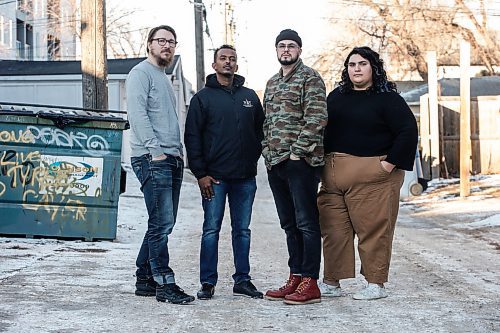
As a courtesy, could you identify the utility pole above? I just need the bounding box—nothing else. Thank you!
[427,51,440,179]
[224,1,235,45]
[194,0,205,91]
[81,0,108,110]
[459,41,471,197]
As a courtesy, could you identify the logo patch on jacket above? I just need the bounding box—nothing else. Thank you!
[243,99,253,108]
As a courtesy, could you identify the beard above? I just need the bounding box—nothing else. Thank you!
[155,51,173,67]
[278,54,298,66]
[220,70,233,78]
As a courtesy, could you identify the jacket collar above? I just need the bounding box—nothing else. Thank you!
[205,73,246,91]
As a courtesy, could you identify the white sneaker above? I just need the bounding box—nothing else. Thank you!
[352,283,388,300]
[318,281,343,297]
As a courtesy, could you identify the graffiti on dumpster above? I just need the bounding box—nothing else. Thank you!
[0,129,34,144]
[0,150,39,191]
[0,126,110,157]
[0,149,104,221]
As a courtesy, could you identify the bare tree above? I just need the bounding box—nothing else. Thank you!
[105,3,149,58]
[308,4,371,90]
[74,3,148,59]
[313,0,499,85]
[357,0,499,80]
[42,0,79,60]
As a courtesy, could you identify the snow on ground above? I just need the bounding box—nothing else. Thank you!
[0,164,499,332]
[401,174,500,228]
[457,214,500,228]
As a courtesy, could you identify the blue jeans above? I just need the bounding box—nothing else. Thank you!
[200,177,257,286]
[267,159,321,279]
[131,154,183,285]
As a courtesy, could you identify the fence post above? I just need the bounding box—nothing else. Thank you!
[420,94,431,180]
[427,51,440,179]
[460,41,471,197]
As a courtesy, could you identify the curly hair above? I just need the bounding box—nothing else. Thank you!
[338,46,397,94]
[213,44,237,63]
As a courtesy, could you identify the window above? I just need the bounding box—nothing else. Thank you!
[0,16,10,47]
[8,19,12,47]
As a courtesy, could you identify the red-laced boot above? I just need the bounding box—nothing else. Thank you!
[264,274,302,301]
[283,277,321,305]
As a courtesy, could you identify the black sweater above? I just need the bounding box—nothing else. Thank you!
[324,88,418,171]
[184,74,265,180]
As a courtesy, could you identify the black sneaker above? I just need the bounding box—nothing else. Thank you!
[156,283,195,304]
[135,276,158,297]
[197,283,215,300]
[233,280,263,299]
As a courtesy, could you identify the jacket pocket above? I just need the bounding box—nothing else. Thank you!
[279,92,303,119]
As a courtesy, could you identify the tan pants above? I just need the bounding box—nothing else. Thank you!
[317,153,404,284]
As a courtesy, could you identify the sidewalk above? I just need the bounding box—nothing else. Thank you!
[0,163,499,332]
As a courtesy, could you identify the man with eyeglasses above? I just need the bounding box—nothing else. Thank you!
[262,29,328,305]
[185,45,265,300]
[126,25,195,304]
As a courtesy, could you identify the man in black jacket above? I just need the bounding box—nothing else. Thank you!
[185,45,265,300]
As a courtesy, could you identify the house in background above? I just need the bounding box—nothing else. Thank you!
[401,76,500,116]
[0,55,194,165]
[0,0,77,61]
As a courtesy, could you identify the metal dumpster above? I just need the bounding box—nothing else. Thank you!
[0,103,128,241]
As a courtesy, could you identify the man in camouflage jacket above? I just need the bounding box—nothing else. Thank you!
[262,29,328,305]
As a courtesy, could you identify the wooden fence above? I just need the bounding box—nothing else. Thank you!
[419,95,500,179]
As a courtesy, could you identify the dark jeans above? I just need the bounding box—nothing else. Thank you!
[200,177,257,286]
[267,159,321,279]
[131,154,183,285]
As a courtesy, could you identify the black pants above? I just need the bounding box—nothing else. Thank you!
[267,159,321,279]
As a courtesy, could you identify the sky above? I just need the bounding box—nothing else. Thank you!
[107,0,334,92]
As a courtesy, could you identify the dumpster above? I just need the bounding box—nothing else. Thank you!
[0,103,128,241]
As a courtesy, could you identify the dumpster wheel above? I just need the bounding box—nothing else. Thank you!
[410,182,424,196]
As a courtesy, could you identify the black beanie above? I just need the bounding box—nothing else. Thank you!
[275,29,302,47]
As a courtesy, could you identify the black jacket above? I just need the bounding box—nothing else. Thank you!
[185,74,265,180]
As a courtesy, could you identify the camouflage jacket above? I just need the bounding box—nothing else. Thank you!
[262,59,328,168]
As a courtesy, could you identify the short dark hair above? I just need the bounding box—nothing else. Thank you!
[146,25,177,53]
[339,46,397,94]
[213,44,236,63]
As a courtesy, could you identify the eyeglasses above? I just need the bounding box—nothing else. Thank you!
[277,43,299,51]
[151,38,178,48]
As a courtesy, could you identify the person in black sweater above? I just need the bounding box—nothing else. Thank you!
[185,45,265,300]
[317,46,418,300]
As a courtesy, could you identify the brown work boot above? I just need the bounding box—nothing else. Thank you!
[283,277,321,305]
[264,274,302,301]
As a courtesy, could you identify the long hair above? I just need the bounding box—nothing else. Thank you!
[338,46,397,94]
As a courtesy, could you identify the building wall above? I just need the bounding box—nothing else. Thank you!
[0,2,16,59]
[0,0,77,61]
